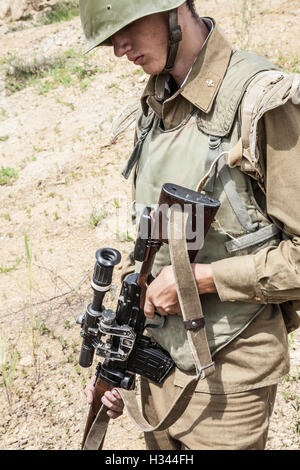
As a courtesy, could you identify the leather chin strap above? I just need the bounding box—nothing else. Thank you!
[164,8,182,73]
[155,8,182,102]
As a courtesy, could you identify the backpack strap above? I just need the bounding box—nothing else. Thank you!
[202,139,259,233]
[219,155,259,233]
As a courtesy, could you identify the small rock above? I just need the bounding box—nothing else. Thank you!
[10,0,28,22]
[7,437,18,445]
[19,355,32,367]
[0,0,11,20]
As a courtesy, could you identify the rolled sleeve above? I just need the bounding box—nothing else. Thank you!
[211,255,266,303]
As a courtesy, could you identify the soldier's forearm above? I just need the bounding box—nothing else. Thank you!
[191,263,217,295]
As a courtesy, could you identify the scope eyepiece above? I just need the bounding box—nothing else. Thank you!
[92,248,121,289]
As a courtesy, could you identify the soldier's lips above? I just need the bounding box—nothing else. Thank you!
[134,55,145,65]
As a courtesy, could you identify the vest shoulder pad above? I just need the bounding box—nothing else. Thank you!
[197,50,278,137]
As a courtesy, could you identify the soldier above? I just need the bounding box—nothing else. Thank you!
[81,0,300,450]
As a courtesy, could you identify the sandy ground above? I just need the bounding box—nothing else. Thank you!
[0,0,299,451]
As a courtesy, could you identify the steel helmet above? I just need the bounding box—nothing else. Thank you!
[79,0,186,71]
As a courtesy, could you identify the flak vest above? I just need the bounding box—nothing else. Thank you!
[123,50,282,372]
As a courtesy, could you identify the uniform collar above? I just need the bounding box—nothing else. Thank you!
[141,19,233,116]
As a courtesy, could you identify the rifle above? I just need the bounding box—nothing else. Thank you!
[76,183,220,449]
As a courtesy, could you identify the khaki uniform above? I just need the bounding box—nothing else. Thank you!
[124,19,300,449]
[141,371,278,450]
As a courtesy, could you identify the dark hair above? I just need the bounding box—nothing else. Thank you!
[186,0,201,21]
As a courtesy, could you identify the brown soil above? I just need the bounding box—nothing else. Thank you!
[0,0,299,450]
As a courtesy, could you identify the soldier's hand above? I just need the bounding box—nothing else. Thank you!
[143,263,217,319]
[101,389,124,419]
[84,376,124,419]
[84,375,96,405]
[144,265,181,319]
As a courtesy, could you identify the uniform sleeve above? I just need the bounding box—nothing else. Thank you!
[211,99,300,304]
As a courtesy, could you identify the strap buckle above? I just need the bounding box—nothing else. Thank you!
[169,26,182,45]
[196,361,215,381]
[208,135,222,150]
[183,317,205,331]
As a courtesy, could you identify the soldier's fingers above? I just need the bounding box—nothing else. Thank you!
[101,394,123,412]
[111,388,122,398]
[107,409,123,419]
[84,376,96,393]
[144,295,155,319]
[83,386,94,404]
[104,390,124,406]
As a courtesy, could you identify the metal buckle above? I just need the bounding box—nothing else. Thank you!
[208,135,222,150]
[196,361,215,380]
[170,26,182,44]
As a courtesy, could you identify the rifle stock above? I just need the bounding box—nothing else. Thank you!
[136,183,219,307]
[81,377,113,449]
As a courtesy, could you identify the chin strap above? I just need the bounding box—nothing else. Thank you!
[155,8,182,102]
[164,8,182,72]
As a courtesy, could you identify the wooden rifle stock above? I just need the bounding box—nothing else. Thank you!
[81,377,113,449]
[137,183,219,308]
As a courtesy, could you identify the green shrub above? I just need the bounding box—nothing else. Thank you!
[3,51,99,95]
[40,1,79,25]
[0,166,18,185]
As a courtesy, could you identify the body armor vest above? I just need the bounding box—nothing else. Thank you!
[126,51,282,371]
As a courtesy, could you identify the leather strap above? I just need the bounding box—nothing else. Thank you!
[82,405,110,450]
[164,9,182,73]
[155,9,182,102]
[168,208,215,377]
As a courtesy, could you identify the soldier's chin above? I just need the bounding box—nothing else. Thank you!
[141,59,165,76]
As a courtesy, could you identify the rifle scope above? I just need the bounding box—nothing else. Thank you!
[77,248,121,368]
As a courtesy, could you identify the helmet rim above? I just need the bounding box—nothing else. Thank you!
[80,0,186,53]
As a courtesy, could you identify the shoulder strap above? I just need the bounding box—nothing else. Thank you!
[122,109,155,180]
[220,70,300,249]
